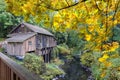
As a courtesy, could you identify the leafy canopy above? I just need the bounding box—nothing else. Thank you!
[5,0,120,79]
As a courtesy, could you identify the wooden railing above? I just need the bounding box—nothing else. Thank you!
[0,52,42,80]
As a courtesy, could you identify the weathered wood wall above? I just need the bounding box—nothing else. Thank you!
[0,52,42,80]
[7,43,23,56]
[36,34,56,56]
[23,36,36,53]
[12,25,33,34]
[36,34,56,49]
[7,36,36,56]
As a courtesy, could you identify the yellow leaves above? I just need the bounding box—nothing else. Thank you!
[103,61,112,67]
[99,53,112,78]
[21,1,34,15]
[117,67,120,71]
[88,26,94,32]
[103,42,119,52]
[89,9,98,15]
[24,16,29,21]
[86,15,99,26]
[98,53,112,70]
[53,13,63,31]
[86,18,95,25]
[85,34,92,41]
[98,54,109,63]
[100,62,111,78]
[21,7,27,13]
[5,0,120,53]
[98,57,106,63]
[111,42,119,50]
[102,54,109,60]
[114,20,118,25]
[115,12,120,23]
[96,1,107,11]
[53,10,80,31]
[101,71,106,78]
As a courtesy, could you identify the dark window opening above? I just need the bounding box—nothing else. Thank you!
[28,41,32,45]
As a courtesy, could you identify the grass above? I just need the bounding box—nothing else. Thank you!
[0,38,5,41]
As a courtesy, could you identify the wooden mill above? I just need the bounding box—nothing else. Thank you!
[6,22,56,62]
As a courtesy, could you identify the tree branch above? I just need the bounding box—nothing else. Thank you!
[94,0,102,12]
[65,0,70,6]
[45,0,85,11]
[112,0,120,21]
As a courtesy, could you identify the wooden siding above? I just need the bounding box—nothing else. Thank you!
[36,34,56,49]
[7,43,24,56]
[7,35,36,56]
[36,35,42,49]
[0,52,42,80]
[12,25,33,34]
[6,34,56,56]
[23,35,36,53]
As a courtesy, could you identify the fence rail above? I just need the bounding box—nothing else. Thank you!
[0,52,42,80]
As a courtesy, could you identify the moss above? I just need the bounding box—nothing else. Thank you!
[0,38,5,41]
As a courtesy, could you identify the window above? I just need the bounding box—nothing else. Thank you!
[28,41,32,45]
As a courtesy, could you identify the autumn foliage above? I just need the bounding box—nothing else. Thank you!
[5,0,120,79]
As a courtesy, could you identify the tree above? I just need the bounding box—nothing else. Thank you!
[5,0,120,79]
[0,0,23,38]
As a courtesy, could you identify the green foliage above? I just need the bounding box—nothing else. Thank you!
[80,52,94,67]
[66,30,84,48]
[51,43,70,60]
[0,0,6,11]
[91,57,120,80]
[112,25,120,42]
[51,58,64,66]
[24,53,46,75]
[81,51,120,80]
[0,38,5,41]
[54,30,85,57]
[41,63,65,80]
[54,31,66,44]
[0,0,23,38]
[57,44,70,55]
[51,46,60,59]
[0,11,23,37]
[0,48,4,52]
[24,53,65,80]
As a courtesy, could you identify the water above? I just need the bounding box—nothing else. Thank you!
[55,57,91,80]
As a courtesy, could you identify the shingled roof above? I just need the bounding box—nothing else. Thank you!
[10,22,54,36]
[6,33,36,42]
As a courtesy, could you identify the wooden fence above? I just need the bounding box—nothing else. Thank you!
[0,52,42,80]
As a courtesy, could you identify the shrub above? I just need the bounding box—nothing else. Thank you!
[41,63,65,80]
[23,53,65,80]
[0,47,6,53]
[57,43,70,55]
[81,51,120,80]
[80,52,94,67]
[51,46,60,59]
[51,44,70,59]
[0,48,4,52]
[23,53,46,75]
[51,58,64,66]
